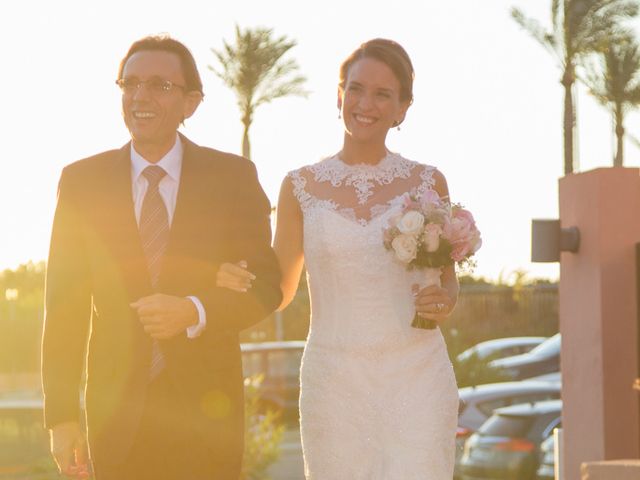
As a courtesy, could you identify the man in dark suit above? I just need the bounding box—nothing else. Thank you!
[41,35,282,480]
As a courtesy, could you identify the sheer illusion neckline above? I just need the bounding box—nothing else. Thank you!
[331,151,397,170]
[288,153,437,226]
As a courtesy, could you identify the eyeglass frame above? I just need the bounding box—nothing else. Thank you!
[115,77,188,95]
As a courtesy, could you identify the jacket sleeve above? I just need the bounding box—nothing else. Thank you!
[198,160,282,334]
[41,167,92,428]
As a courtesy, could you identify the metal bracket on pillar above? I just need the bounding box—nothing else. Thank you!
[531,219,580,262]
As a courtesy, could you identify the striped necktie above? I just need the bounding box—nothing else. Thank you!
[139,165,169,378]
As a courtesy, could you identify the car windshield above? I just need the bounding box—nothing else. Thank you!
[479,414,533,437]
[528,334,560,358]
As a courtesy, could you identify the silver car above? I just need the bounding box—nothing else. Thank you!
[454,380,561,479]
[457,336,547,363]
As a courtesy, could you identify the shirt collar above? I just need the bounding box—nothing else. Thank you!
[130,135,183,182]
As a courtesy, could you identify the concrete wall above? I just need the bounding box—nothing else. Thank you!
[559,168,640,480]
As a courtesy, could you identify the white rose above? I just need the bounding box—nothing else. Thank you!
[423,223,442,252]
[397,211,425,236]
[392,234,418,263]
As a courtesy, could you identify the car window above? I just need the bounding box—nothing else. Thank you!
[476,398,510,417]
[479,414,533,437]
[267,350,303,378]
[512,392,560,406]
[499,347,518,357]
[476,392,559,418]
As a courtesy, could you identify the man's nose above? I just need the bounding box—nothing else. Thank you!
[131,83,153,101]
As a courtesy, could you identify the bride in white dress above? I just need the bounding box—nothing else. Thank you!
[217,38,459,479]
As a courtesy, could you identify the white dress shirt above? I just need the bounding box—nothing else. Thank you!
[130,136,206,338]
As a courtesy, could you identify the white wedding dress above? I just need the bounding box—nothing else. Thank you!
[288,152,459,480]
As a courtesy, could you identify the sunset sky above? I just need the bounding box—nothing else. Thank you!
[3,0,640,282]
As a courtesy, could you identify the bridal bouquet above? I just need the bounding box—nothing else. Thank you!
[383,191,482,329]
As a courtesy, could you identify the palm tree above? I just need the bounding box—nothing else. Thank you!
[583,34,640,166]
[511,0,638,175]
[210,25,309,160]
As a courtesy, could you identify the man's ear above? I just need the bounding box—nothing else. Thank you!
[183,91,203,121]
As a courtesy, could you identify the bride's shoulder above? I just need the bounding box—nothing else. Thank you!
[395,154,441,177]
[285,155,341,188]
[397,154,449,196]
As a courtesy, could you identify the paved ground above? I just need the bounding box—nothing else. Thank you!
[267,427,304,480]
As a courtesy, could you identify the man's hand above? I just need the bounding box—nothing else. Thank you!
[131,293,198,339]
[50,421,89,479]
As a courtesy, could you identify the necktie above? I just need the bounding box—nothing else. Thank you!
[139,165,169,378]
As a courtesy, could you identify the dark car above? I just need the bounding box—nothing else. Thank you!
[0,396,58,479]
[241,341,305,421]
[489,334,560,381]
[458,399,561,480]
[457,337,547,363]
[454,381,561,479]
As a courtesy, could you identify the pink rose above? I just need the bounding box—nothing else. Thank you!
[420,190,441,209]
[444,208,481,261]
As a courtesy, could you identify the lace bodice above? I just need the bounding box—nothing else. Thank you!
[288,152,437,226]
[287,152,443,351]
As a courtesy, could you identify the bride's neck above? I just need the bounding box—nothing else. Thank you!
[340,137,388,166]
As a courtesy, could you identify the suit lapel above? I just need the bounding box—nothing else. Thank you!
[169,135,201,246]
[159,136,211,289]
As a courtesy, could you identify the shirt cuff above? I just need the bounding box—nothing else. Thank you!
[186,296,206,338]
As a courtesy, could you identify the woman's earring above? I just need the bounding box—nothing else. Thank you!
[393,121,401,131]
[338,112,342,119]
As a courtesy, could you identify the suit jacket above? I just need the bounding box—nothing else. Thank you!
[41,135,282,469]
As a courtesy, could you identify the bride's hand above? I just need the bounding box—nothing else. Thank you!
[413,284,454,324]
[216,261,256,293]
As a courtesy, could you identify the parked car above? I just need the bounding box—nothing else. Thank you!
[489,333,561,381]
[457,337,547,363]
[241,341,305,421]
[458,399,562,480]
[536,433,556,480]
[454,380,561,479]
[0,396,58,479]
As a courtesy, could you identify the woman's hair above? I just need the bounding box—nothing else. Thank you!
[117,34,204,96]
[339,38,414,103]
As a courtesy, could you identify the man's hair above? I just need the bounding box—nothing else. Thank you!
[117,34,204,95]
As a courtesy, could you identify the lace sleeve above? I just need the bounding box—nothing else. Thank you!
[287,168,313,210]
[415,165,439,199]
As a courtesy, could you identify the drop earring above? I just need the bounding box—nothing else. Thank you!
[338,112,342,119]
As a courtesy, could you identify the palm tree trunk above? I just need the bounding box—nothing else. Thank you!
[561,66,575,175]
[614,103,624,167]
[242,120,251,160]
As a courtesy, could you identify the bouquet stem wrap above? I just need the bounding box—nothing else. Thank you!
[411,267,442,330]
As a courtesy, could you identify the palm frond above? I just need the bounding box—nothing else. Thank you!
[511,7,564,65]
[208,24,309,157]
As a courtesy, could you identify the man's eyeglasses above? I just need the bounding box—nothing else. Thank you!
[115,77,186,95]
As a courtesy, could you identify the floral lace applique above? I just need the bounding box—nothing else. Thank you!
[308,152,413,205]
[288,153,438,226]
